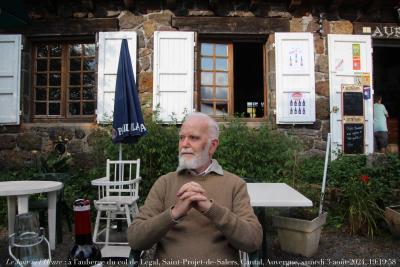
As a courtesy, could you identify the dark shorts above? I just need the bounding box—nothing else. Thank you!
[374,131,388,151]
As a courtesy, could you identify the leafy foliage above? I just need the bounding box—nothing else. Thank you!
[342,175,383,237]
[215,119,302,183]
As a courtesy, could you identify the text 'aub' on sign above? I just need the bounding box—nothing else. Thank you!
[344,123,364,154]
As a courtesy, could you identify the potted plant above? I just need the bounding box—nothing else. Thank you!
[272,151,328,257]
[272,207,327,257]
[384,205,400,237]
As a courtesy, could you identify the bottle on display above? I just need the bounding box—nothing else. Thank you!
[68,199,102,267]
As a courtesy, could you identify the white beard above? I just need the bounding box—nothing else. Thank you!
[178,141,211,171]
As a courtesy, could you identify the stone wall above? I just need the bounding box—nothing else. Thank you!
[0,0,364,169]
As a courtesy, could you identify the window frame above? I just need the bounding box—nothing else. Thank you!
[196,36,268,121]
[30,38,97,123]
[198,42,234,116]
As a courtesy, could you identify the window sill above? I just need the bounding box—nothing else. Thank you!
[212,117,270,128]
[22,121,97,129]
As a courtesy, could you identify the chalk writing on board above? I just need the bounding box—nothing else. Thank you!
[344,123,364,154]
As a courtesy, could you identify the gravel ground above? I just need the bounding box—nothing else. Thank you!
[1,225,399,267]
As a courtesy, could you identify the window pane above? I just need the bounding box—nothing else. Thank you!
[50,59,61,71]
[49,88,61,100]
[216,87,228,99]
[49,73,61,86]
[36,74,47,86]
[69,88,80,100]
[201,43,213,56]
[215,73,228,86]
[69,73,81,85]
[201,86,213,99]
[69,102,80,115]
[70,58,81,71]
[35,102,46,115]
[83,73,95,86]
[201,72,213,85]
[215,44,227,56]
[37,45,48,57]
[83,58,96,71]
[49,103,60,115]
[35,88,47,101]
[216,103,228,115]
[201,58,213,70]
[83,102,95,115]
[83,87,94,100]
[201,102,213,115]
[83,44,95,56]
[50,45,62,57]
[37,59,47,71]
[215,58,227,71]
[69,44,82,56]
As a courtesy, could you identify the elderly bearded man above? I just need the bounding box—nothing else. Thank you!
[128,112,262,266]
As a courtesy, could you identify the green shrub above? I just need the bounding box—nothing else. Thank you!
[215,119,302,183]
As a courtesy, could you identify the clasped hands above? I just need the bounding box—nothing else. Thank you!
[171,181,212,220]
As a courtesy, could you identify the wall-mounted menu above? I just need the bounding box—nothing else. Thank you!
[343,123,364,154]
[343,91,363,116]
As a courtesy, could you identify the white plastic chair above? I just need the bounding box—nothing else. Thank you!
[91,159,141,247]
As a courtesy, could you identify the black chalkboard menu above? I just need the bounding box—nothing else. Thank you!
[344,123,364,154]
[343,92,363,116]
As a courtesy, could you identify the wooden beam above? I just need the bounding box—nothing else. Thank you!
[0,18,119,36]
[172,17,289,34]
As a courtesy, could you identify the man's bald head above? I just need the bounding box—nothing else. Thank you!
[182,112,219,141]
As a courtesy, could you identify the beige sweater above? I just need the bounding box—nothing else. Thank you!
[128,170,262,266]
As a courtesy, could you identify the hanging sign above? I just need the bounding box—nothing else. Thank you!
[352,44,361,70]
[353,23,400,39]
[354,72,370,86]
[287,46,305,71]
[363,86,371,100]
[361,73,370,85]
[341,84,365,154]
[343,123,364,154]
[289,92,307,116]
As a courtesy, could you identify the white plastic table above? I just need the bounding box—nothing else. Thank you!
[0,180,63,250]
[247,183,313,207]
[244,183,312,266]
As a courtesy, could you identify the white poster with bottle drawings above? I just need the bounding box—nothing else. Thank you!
[288,92,307,116]
[287,45,305,71]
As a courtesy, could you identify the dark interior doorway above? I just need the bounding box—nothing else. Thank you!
[373,42,400,150]
[233,42,264,118]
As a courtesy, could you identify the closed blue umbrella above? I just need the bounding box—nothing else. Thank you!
[112,39,147,159]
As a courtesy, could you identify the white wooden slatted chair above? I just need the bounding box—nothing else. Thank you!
[91,159,141,247]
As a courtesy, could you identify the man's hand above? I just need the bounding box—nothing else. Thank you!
[175,182,212,214]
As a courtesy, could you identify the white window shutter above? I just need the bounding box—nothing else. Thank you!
[275,32,316,124]
[97,31,137,123]
[153,31,194,123]
[0,35,21,125]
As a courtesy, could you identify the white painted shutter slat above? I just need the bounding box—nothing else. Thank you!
[97,32,137,124]
[153,31,194,123]
[328,34,373,156]
[0,35,21,125]
[275,32,316,124]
